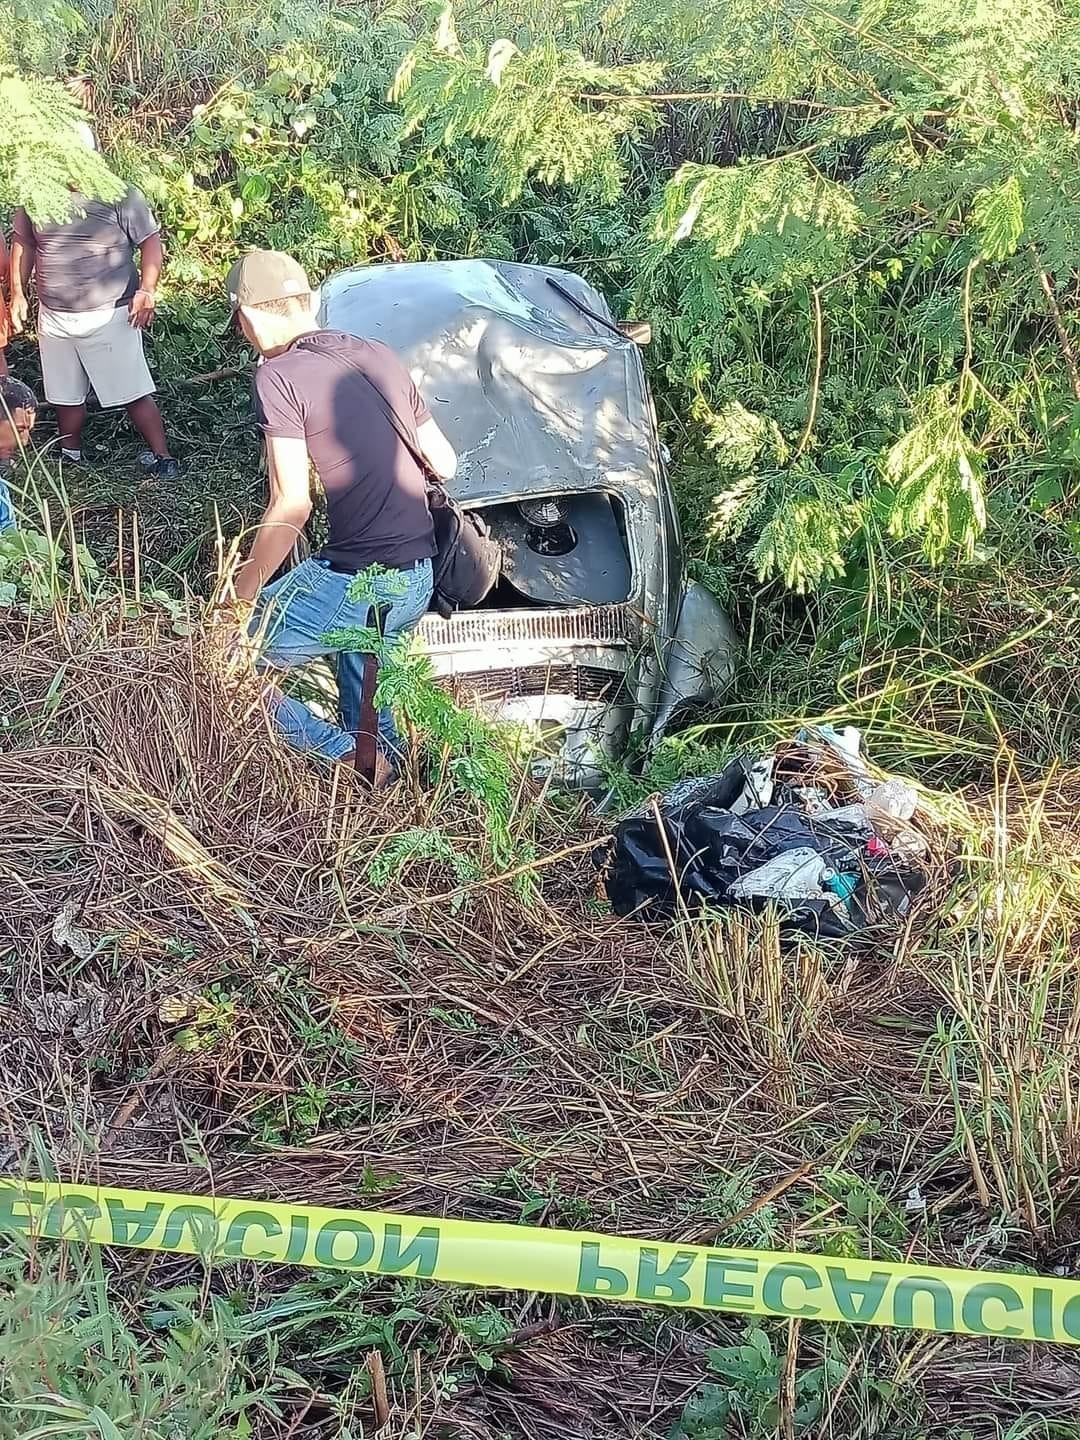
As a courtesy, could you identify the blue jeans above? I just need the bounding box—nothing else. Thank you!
[0,463,16,533]
[251,557,433,762]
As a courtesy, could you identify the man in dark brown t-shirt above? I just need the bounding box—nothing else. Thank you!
[253,328,440,572]
[224,249,457,775]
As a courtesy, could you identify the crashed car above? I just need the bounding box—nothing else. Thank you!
[320,259,739,787]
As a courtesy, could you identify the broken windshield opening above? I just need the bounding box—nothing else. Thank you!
[464,492,632,611]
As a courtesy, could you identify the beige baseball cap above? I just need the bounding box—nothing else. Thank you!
[225,249,311,312]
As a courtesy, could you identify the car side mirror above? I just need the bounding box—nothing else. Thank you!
[619,321,652,346]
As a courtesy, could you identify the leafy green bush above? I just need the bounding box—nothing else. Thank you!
[0,527,99,608]
[33,0,1077,601]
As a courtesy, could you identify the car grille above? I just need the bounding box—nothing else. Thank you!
[450,664,631,705]
[418,604,644,649]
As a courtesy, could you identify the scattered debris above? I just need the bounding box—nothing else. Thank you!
[905,1184,927,1214]
[726,845,834,900]
[604,727,941,937]
[51,902,101,959]
[32,982,108,1041]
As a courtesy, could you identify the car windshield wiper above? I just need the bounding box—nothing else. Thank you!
[545,276,627,341]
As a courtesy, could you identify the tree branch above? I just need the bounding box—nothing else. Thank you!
[1030,245,1080,402]
[577,89,898,115]
[793,287,825,461]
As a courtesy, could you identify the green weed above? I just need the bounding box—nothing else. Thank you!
[0,1242,305,1439]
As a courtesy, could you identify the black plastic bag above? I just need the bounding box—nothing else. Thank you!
[603,761,926,939]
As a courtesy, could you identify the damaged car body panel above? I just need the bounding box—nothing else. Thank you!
[320,259,738,785]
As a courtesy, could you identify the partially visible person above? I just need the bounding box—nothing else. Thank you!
[223,248,457,780]
[0,229,10,378]
[8,132,179,479]
[0,375,36,532]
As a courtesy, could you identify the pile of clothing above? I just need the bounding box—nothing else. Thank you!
[604,726,933,939]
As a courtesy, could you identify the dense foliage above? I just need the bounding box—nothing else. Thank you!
[3,0,1078,779]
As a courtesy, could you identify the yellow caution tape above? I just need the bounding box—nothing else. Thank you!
[1,1179,1076,1344]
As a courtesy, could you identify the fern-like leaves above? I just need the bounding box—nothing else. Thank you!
[750,464,864,593]
[883,386,987,564]
[0,70,123,221]
[391,4,661,201]
[646,157,863,290]
[971,173,1026,261]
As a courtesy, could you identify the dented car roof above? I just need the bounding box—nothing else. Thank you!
[318,259,662,509]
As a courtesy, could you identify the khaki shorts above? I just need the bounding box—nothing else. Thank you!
[38,303,155,408]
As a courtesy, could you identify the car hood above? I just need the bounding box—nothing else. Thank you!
[318,260,663,512]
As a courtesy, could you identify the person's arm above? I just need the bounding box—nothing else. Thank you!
[9,211,35,332]
[236,367,313,604]
[233,435,313,603]
[0,232,8,370]
[416,416,457,482]
[129,232,162,329]
[119,188,161,329]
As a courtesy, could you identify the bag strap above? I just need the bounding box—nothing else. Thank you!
[290,338,425,771]
[294,335,433,480]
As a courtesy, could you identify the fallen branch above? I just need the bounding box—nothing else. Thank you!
[711,1158,818,1236]
[99,1046,177,1152]
[366,1350,391,1428]
[1031,246,1080,402]
[377,833,610,920]
[168,364,253,387]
